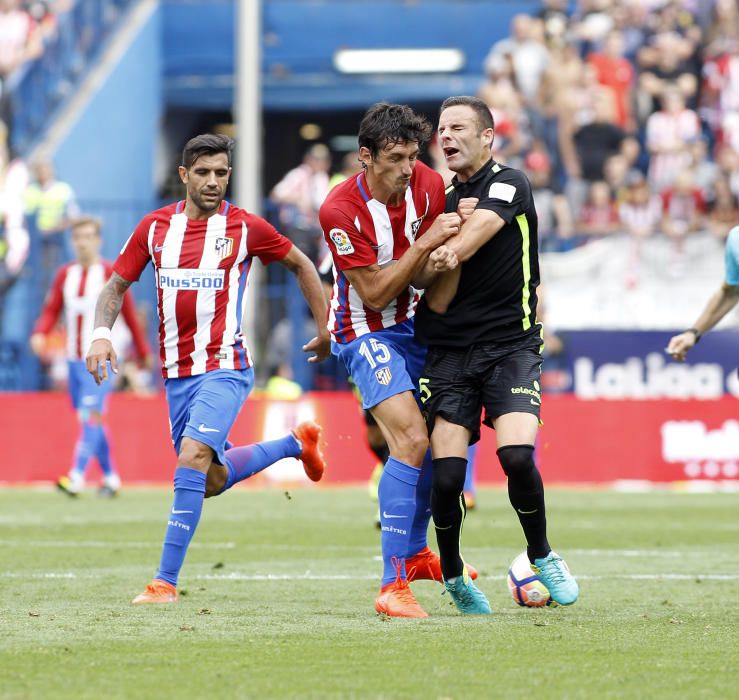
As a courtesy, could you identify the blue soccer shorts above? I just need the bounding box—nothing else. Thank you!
[165,367,254,465]
[68,359,113,418]
[332,319,426,410]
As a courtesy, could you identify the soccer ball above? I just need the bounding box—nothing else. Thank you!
[507,551,551,607]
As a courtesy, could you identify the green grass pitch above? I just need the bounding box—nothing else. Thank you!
[0,487,737,699]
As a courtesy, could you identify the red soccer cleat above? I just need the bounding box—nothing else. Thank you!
[406,546,478,583]
[292,421,326,482]
[374,579,429,618]
[132,579,178,604]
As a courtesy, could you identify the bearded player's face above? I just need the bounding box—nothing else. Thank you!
[179,153,231,213]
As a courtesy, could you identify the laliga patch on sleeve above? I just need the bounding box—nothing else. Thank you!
[330,228,355,255]
[488,182,516,203]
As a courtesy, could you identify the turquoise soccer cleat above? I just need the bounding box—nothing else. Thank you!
[443,570,492,615]
[532,551,579,606]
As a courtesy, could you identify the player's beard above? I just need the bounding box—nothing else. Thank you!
[192,189,222,212]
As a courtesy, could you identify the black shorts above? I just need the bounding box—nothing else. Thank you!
[420,336,543,444]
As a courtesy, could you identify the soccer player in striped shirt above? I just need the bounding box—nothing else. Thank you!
[86,134,330,604]
[320,103,471,618]
[31,217,151,497]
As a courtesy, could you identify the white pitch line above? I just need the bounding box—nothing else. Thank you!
[1,572,736,581]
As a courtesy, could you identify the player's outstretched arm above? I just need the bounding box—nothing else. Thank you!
[666,282,739,361]
[86,272,132,384]
[278,245,331,363]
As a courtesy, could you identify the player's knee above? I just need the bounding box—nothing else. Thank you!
[177,439,213,470]
[497,444,536,478]
[432,457,467,496]
[204,465,227,498]
[405,428,429,464]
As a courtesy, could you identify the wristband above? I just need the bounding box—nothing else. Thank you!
[685,328,701,343]
[90,327,112,343]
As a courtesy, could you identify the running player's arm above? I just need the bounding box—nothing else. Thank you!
[119,280,152,367]
[30,265,66,356]
[667,227,739,360]
[278,244,331,363]
[87,218,151,383]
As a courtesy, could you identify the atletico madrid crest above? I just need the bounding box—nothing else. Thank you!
[375,367,392,385]
[215,236,233,259]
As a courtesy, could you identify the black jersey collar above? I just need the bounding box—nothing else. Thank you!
[451,159,497,192]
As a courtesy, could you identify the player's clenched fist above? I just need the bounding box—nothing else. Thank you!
[665,332,697,362]
[430,245,459,271]
[457,197,478,223]
[426,212,461,245]
[86,339,118,385]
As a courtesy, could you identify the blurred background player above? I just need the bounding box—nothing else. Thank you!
[666,224,739,361]
[86,134,330,604]
[30,217,151,496]
[320,103,469,618]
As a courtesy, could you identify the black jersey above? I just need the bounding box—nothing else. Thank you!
[415,159,541,347]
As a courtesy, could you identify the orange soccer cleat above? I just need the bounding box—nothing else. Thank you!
[131,579,178,604]
[292,421,326,482]
[374,579,429,618]
[406,546,478,583]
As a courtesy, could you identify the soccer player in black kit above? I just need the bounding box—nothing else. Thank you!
[415,96,579,607]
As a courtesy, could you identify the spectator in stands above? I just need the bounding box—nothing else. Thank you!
[620,170,662,241]
[25,158,79,286]
[706,175,739,241]
[637,31,699,117]
[661,170,706,246]
[603,153,633,203]
[568,89,639,216]
[690,137,721,199]
[0,0,42,133]
[479,54,530,168]
[618,169,663,287]
[536,41,586,191]
[0,0,41,80]
[645,86,701,192]
[700,36,739,150]
[715,142,739,200]
[587,29,635,131]
[0,128,28,333]
[525,141,573,251]
[269,143,331,264]
[576,180,620,238]
[483,13,550,107]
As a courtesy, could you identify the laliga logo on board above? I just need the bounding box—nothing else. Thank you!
[661,420,739,479]
[573,353,737,400]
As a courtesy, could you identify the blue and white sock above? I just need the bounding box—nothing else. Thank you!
[93,424,114,477]
[155,467,206,587]
[378,458,420,586]
[407,450,433,557]
[220,434,301,493]
[72,420,96,476]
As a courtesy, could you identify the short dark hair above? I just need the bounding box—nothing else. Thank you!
[181,133,235,169]
[440,96,495,132]
[358,103,433,158]
[71,216,102,236]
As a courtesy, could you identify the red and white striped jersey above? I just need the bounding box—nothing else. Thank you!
[319,160,445,343]
[114,200,292,378]
[34,260,149,362]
